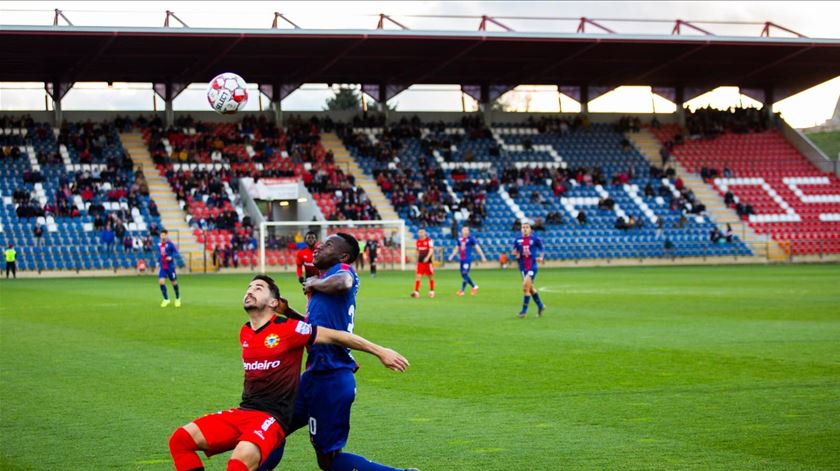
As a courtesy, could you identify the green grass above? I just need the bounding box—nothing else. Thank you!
[805,131,840,160]
[1,264,840,470]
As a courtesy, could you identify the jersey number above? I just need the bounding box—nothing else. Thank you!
[347,305,355,333]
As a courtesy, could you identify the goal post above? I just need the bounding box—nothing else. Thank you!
[259,219,407,274]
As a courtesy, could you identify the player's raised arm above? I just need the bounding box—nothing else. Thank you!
[314,327,409,372]
[275,295,305,321]
[303,271,353,295]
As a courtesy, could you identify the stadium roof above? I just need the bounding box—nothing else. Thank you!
[1,25,839,100]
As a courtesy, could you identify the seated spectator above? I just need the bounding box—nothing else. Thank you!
[533,217,546,231]
[597,197,615,211]
[724,190,735,207]
[122,235,133,252]
[627,215,637,229]
[615,217,628,231]
[725,223,734,243]
[710,227,723,244]
[577,210,587,225]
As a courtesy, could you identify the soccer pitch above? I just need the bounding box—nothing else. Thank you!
[1,264,839,470]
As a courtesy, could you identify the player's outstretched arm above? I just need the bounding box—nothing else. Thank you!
[303,272,352,295]
[314,327,409,372]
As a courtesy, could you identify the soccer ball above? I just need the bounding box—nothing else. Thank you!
[207,72,249,114]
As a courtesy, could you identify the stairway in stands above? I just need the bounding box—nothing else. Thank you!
[626,128,771,258]
[320,132,415,248]
[120,132,206,270]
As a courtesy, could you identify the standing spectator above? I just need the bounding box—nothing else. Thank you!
[102,225,116,251]
[4,244,16,279]
[33,223,45,246]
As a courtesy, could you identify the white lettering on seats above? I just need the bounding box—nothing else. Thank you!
[783,177,840,222]
[714,177,801,223]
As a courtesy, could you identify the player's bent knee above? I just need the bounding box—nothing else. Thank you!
[230,441,261,470]
[182,422,207,449]
[316,451,337,471]
[159,278,165,285]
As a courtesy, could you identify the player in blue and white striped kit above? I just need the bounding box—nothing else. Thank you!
[447,226,487,296]
[512,221,546,318]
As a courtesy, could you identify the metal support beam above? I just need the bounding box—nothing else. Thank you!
[377,14,409,30]
[272,12,300,29]
[580,85,590,113]
[577,17,615,34]
[672,19,714,36]
[164,10,189,28]
[761,21,806,38]
[53,9,73,26]
[478,15,514,32]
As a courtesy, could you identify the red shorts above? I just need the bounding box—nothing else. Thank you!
[193,408,285,464]
[416,262,434,276]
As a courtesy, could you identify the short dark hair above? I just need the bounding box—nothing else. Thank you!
[251,274,280,300]
[335,232,360,263]
[161,229,169,235]
[305,231,318,238]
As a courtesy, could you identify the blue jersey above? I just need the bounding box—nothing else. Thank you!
[158,240,178,271]
[305,263,359,373]
[513,234,543,272]
[457,235,477,262]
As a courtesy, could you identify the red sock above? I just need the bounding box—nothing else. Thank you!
[430,279,435,291]
[227,458,249,471]
[414,280,420,291]
[169,428,204,471]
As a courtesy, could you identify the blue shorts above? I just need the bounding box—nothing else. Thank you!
[459,261,471,275]
[520,268,537,281]
[158,267,177,281]
[293,369,356,455]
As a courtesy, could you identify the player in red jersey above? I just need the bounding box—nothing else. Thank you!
[296,231,319,284]
[168,275,408,471]
[411,228,435,298]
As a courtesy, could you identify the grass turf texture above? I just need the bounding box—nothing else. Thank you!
[805,131,840,160]
[1,264,839,470]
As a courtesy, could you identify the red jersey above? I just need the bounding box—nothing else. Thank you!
[239,315,317,430]
[416,237,434,263]
[295,245,319,278]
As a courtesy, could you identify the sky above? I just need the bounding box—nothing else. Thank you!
[1,1,839,128]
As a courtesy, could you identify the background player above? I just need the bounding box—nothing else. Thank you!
[296,231,320,284]
[447,226,487,296]
[411,227,435,298]
[512,221,546,318]
[158,229,181,307]
[168,275,408,471]
[366,237,379,277]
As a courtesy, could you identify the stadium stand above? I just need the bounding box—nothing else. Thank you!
[0,115,179,272]
[650,108,840,255]
[339,115,752,262]
[138,114,394,268]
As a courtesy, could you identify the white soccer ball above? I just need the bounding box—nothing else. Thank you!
[207,72,249,114]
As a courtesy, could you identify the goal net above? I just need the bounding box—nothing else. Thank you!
[258,219,407,274]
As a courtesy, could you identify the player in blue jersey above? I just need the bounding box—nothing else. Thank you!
[259,233,418,471]
[512,221,546,319]
[447,226,487,296]
[158,229,181,308]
